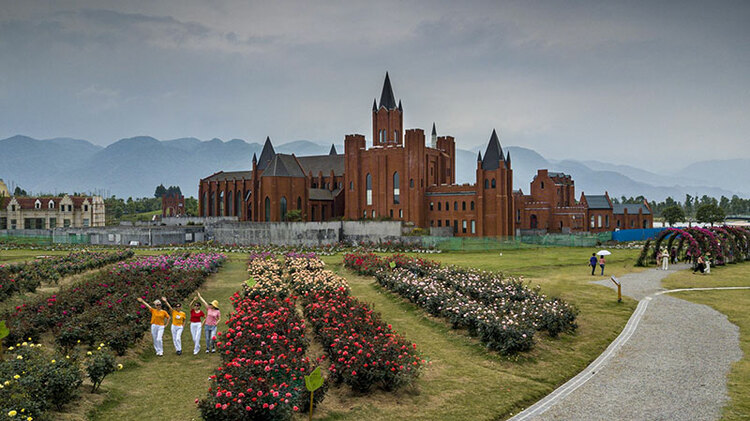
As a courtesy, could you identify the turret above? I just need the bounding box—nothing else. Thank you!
[431,122,437,148]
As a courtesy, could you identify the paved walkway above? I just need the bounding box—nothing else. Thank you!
[510,265,742,421]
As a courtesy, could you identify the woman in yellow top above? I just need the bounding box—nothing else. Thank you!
[136,297,170,356]
[161,296,186,356]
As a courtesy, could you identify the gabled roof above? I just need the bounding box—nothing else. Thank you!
[583,194,611,209]
[378,72,398,110]
[261,154,305,178]
[297,154,345,176]
[205,171,252,181]
[481,129,505,171]
[613,203,651,215]
[309,188,342,201]
[257,137,276,170]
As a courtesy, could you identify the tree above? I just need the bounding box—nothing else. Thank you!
[184,197,198,216]
[154,184,167,198]
[684,194,694,218]
[695,203,725,226]
[285,209,303,222]
[13,186,27,196]
[662,205,685,227]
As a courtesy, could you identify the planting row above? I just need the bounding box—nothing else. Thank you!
[4,253,226,354]
[344,252,577,354]
[0,250,135,302]
[200,255,313,420]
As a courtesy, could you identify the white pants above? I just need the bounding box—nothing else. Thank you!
[171,324,184,352]
[661,258,669,270]
[151,324,165,355]
[190,322,202,354]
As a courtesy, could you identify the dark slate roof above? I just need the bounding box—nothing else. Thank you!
[205,171,252,181]
[252,153,257,164]
[432,122,437,136]
[297,154,345,176]
[309,188,342,201]
[583,194,611,209]
[372,98,377,111]
[506,151,511,167]
[257,137,276,170]
[378,72,398,110]
[613,203,651,215]
[481,129,505,170]
[477,151,482,161]
[329,144,337,155]
[261,154,305,178]
[549,171,569,178]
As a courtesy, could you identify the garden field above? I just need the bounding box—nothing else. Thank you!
[0,246,643,420]
[662,264,750,421]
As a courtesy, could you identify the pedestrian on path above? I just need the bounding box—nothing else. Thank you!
[189,297,205,355]
[161,296,185,355]
[661,249,669,271]
[197,292,221,353]
[589,253,598,276]
[599,255,606,275]
[136,297,170,356]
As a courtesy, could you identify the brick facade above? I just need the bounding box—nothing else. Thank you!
[161,193,185,217]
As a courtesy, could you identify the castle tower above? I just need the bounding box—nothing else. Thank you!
[372,72,403,146]
[431,123,437,148]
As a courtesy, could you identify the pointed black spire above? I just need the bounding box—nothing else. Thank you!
[329,144,337,155]
[481,129,504,171]
[431,122,437,136]
[252,152,257,164]
[258,136,276,170]
[372,98,377,112]
[398,100,402,112]
[506,151,511,167]
[378,72,397,110]
[477,151,482,161]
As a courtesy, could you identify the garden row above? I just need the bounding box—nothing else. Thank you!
[344,253,578,354]
[4,253,226,354]
[200,253,424,420]
[0,250,135,302]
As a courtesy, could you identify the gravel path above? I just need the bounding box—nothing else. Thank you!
[510,265,742,421]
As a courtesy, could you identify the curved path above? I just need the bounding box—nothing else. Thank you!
[509,265,743,421]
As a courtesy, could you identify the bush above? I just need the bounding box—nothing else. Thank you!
[85,346,118,392]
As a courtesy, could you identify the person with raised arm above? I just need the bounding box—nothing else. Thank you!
[161,296,186,355]
[197,292,221,353]
[136,297,170,356]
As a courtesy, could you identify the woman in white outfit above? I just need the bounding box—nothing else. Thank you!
[189,297,205,355]
[661,249,669,270]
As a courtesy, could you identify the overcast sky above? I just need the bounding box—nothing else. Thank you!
[1,0,748,170]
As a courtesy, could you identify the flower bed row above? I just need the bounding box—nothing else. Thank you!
[344,252,577,355]
[200,255,312,421]
[0,250,135,302]
[3,253,226,354]
[285,255,424,392]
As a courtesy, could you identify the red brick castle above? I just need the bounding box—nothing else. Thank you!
[198,73,514,236]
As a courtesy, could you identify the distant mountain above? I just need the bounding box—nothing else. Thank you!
[1,134,746,201]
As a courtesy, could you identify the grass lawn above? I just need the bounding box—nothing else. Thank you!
[87,253,249,421]
[313,247,642,421]
[0,248,71,263]
[662,263,750,421]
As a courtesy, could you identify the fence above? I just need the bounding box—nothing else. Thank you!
[611,228,666,242]
[519,232,612,247]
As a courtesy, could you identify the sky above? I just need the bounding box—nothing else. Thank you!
[1,0,748,170]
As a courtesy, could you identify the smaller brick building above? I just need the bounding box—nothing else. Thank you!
[514,169,587,233]
[162,193,185,217]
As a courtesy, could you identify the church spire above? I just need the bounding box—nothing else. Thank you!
[329,144,337,155]
[372,98,377,111]
[431,122,437,148]
[481,129,505,171]
[378,72,397,110]
[257,136,276,171]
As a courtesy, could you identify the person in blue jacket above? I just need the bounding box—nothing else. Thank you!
[589,253,598,276]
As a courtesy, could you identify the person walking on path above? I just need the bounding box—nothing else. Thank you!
[599,255,606,276]
[162,296,185,355]
[589,253,598,276]
[197,292,221,353]
[661,249,669,271]
[136,297,170,356]
[189,297,206,355]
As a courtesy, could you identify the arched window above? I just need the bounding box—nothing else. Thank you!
[410,179,414,188]
[445,201,449,211]
[470,201,475,210]
[454,201,458,211]
[462,201,466,211]
[484,179,489,189]
[48,200,55,209]
[393,172,400,204]
[228,191,233,216]
[491,179,496,188]
[34,200,41,209]
[366,173,372,205]
[297,196,302,210]
[210,193,215,216]
[394,130,398,142]
[438,202,441,211]
[349,181,354,191]
[237,191,242,219]
[280,197,287,221]
[219,192,225,216]
[265,197,271,222]
[202,193,207,217]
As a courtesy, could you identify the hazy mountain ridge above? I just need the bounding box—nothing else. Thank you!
[1,135,746,200]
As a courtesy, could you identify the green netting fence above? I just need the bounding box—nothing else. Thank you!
[0,231,91,245]
[418,232,613,251]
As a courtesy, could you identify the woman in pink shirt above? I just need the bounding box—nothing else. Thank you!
[197,292,221,353]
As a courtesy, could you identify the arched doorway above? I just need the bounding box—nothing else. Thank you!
[530,214,538,229]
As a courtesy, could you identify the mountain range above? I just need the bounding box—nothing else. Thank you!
[1,134,746,201]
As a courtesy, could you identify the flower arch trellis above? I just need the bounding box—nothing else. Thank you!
[723,226,750,261]
[709,226,737,264]
[685,227,724,265]
[637,228,701,266]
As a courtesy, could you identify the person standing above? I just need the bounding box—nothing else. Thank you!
[589,253,598,276]
[189,297,206,355]
[197,292,221,353]
[661,249,669,271]
[599,254,606,276]
[136,298,170,356]
[162,296,186,355]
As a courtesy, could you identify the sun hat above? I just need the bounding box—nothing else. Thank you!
[210,300,220,309]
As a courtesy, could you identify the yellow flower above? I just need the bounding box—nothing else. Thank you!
[8,346,14,351]
[99,343,105,347]
[13,375,20,379]
[4,381,10,386]
[51,360,56,364]
[27,417,33,421]
[97,347,101,350]
[117,364,123,370]
[21,342,27,347]
[87,351,92,356]
[8,410,17,416]
[66,355,70,359]
[0,384,4,388]
[16,355,22,360]
[77,340,81,344]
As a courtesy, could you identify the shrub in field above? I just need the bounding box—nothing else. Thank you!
[85,345,118,392]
